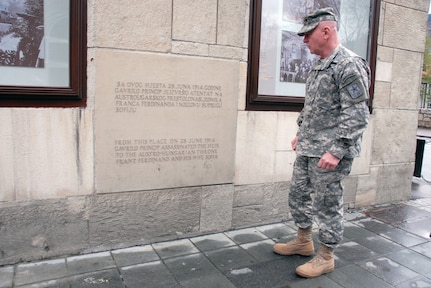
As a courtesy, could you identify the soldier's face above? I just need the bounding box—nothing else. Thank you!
[303,26,325,57]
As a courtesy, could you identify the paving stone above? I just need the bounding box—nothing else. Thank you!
[386,249,431,276]
[111,245,159,267]
[225,258,305,288]
[411,241,431,259]
[204,246,257,272]
[15,259,68,286]
[17,278,71,288]
[379,227,428,247]
[121,261,180,288]
[327,264,393,288]
[255,223,296,241]
[68,269,124,288]
[164,253,235,288]
[152,239,199,259]
[224,228,268,244]
[190,233,236,252]
[240,239,281,262]
[395,275,431,288]
[359,256,420,286]
[288,275,344,288]
[67,252,115,275]
[336,241,378,263]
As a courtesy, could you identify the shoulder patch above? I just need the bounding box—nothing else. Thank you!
[344,78,367,103]
[346,81,363,99]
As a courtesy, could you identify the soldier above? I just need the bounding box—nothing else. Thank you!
[273,7,370,278]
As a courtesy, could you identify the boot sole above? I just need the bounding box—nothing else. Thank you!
[296,266,334,278]
[273,247,314,256]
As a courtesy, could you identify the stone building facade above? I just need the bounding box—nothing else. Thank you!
[0,0,428,265]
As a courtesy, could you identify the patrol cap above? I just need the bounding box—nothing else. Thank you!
[297,7,337,36]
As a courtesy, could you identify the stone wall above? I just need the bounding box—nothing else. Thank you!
[418,109,431,128]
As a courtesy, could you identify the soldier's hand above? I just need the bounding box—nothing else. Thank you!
[318,152,340,170]
[291,136,299,151]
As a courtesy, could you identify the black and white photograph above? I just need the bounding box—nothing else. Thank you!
[280,30,317,83]
[279,0,340,84]
[0,0,44,68]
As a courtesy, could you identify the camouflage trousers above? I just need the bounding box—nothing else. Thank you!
[289,155,353,249]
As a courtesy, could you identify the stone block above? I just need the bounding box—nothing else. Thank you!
[173,0,217,44]
[217,0,249,47]
[356,166,379,207]
[383,4,427,52]
[390,49,423,109]
[172,41,209,56]
[0,110,14,201]
[376,163,414,204]
[344,176,358,208]
[94,50,239,192]
[232,183,289,228]
[0,197,89,266]
[274,151,295,182]
[372,81,391,108]
[92,0,172,52]
[371,109,418,165]
[209,45,245,60]
[200,185,234,232]
[88,188,201,248]
[7,109,93,200]
[235,111,278,185]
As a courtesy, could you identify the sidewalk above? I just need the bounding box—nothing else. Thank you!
[1,135,430,288]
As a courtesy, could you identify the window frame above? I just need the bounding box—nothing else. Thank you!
[0,0,87,108]
[246,0,380,112]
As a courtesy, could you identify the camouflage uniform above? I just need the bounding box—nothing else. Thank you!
[289,45,370,249]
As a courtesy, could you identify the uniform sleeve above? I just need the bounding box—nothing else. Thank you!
[328,58,370,159]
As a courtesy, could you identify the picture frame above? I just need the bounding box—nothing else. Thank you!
[246,0,380,112]
[0,0,87,107]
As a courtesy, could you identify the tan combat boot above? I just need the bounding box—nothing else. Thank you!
[273,227,314,256]
[295,244,334,278]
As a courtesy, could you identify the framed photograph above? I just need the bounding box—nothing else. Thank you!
[0,0,86,107]
[246,0,380,111]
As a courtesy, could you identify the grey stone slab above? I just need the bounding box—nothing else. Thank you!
[287,276,344,288]
[15,259,68,286]
[255,223,296,241]
[164,253,235,288]
[190,233,236,252]
[67,252,115,275]
[120,261,180,288]
[395,217,431,239]
[0,266,13,288]
[353,218,394,234]
[411,241,431,259]
[336,241,379,263]
[326,264,393,288]
[359,256,420,286]
[16,278,71,288]
[386,249,431,276]
[204,246,257,272]
[395,275,431,288]
[68,269,124,288]
[379,227,428,247]
[225,258,305,288]
[343,222,377,240]
[364,203,431,225]
[111,245,159,267]
[152,239,199,259]
[224,228,268,244]
[240,239,282,262]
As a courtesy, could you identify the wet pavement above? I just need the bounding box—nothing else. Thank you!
[1,136,430,287]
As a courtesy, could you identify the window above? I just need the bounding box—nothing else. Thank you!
[0,0,87,107]
[246,0,380,111]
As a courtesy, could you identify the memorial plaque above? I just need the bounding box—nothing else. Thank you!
[95,50,239,193]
